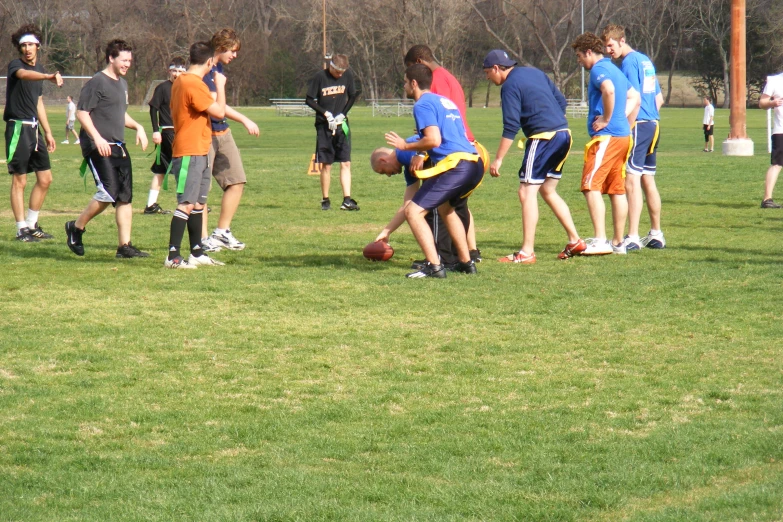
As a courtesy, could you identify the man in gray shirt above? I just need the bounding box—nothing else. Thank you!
[65,39,149,258]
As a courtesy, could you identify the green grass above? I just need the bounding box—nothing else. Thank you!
[0,105,781,521]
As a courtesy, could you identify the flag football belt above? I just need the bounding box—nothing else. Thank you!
[517,128,572,171]
[414,152,481,180]
[631,120,660,154]
[583,134,633,179]
[78,142,125,190]
[7,118,39,162]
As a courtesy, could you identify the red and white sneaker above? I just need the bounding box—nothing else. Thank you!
[498,251,536,264]
[558,238,587,259]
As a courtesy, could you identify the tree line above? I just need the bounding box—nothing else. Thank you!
[1,0,781,107]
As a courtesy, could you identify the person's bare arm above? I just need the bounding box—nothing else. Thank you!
[36,96,55,153]
[124,112,148,151]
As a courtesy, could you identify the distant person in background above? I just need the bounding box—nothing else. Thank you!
[144,57,186,215]
[62,95,79,144]
[4,23,62,242]
[759,73,783,209]
[306,53,359,211]
[404,44,482,263]
[602,24,666,250]
[703,97,714,152]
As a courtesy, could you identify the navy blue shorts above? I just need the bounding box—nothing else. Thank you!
[412,159,484,210]
[627,121,659,176]
[519,130,571,184]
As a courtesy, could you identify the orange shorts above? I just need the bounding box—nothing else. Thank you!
[581,135,632,195]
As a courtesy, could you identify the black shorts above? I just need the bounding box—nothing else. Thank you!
[771,134,783,166]
[703,124,713,140]
[5,121,51,174]
[84,144,133,205]
[151,129,174,174]
[314,123,350,165]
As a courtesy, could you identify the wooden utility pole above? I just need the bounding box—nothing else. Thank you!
[723,0,754,155]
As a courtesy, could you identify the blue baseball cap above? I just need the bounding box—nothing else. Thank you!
[483,50,517,69]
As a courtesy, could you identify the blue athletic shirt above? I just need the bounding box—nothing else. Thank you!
[588,58,631,137]
[396,136,420,186]
[500,67,568,139]
[621,51,659,121]
[202,63,229,132]
[413,92,476,164]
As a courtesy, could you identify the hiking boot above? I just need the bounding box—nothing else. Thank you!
[15,227,40,243]
[116,242,150,258]
[406,262,446,278]
[65,221,84,256]
[558,238,587,259]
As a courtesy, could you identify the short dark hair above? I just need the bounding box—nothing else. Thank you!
[405,63,432,90]
[332,54,349,70]
[170,56,186,68]
[212,28,240,53]
[11,24,42,50]
[571,33,605,55]
[189,42,214,66]
[404,44,434,67]
[105,39,133,63]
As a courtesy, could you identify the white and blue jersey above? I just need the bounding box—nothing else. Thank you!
[413,92,476,163]
[588,58,631,137]
[621,51,659,121]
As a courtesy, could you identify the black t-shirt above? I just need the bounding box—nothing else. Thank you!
[306,69,357,125]
[148,80,173,130]
[4,59,44,121]
[77,71,129,156]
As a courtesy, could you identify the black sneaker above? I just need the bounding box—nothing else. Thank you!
[116,242,150,258]
[321,198,331,211]
[452,260,477,274]
[65,221,84,255]
[469,249,482,263]
[340,198,360,211]
[15,227,40,242]
[29,222,53,239]
[761,198,782,209]
[406,262,446,278]
[143,202,171,215]
[411,259,427,270]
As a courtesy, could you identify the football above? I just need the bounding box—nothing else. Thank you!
[363,241,394,261]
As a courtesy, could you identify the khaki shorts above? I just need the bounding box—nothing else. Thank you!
[209,129,246,190]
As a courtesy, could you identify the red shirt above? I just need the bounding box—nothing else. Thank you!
[431,67,474,142]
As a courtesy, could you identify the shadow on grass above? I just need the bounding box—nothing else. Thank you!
[260,253,397,271]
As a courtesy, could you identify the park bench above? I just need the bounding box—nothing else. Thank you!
[368,98,414,117]
[270,98,314,117]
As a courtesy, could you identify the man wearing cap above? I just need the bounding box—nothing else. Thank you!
[385,64,484,278]
[483,49,586,264]
[4,24,63,242]
[144,57,186,215]
[306,54,359,211]
[571,32,640,256]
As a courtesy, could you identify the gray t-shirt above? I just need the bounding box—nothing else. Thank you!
[77,71,128,156]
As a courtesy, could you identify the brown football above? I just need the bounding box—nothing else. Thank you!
[363,241,394,261]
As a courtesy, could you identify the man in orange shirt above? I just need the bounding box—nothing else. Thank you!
[164,41,227,269]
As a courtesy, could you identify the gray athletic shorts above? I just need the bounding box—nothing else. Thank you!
[171,155,211,205]
[209,129,246,190]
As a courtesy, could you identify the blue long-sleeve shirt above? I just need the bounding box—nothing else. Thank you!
[500,67,568,139]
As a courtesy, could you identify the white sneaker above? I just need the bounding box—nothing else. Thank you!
[188,253,225,266]
[74,139,80,144]
[581,238,613,255]
[622,235,643,251]
[164,255,197,269]
[640,230,666,249]
[200,236,223,253]
[211,229,245,251]
[61,140,69,144]
[611,241,627,255]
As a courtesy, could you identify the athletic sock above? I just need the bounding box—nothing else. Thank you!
[650,229,662,236]
[168,209,188,260]
[214,227,227,236]
[188,208,204,257]
[16,221,27,232]
[26,210,39,228]
[147,190,159,208]
[628,234,640,242]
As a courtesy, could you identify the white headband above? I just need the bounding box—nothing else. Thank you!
[19,34,40,45]
[330,61,347,73]
[169,65,186,72]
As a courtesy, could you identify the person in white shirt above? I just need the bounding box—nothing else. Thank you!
[62,95,79,144]
[702,97,714,152]
[759,73,783,208]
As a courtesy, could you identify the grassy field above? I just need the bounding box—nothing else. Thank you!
[0,104,781,521]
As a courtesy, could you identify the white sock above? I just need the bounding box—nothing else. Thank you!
[25,209,39,228]
[650,229,662,236]
[16,221,27,232]
[147,190,159,208]
[628,234,640,241]
[214,228,227,235]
